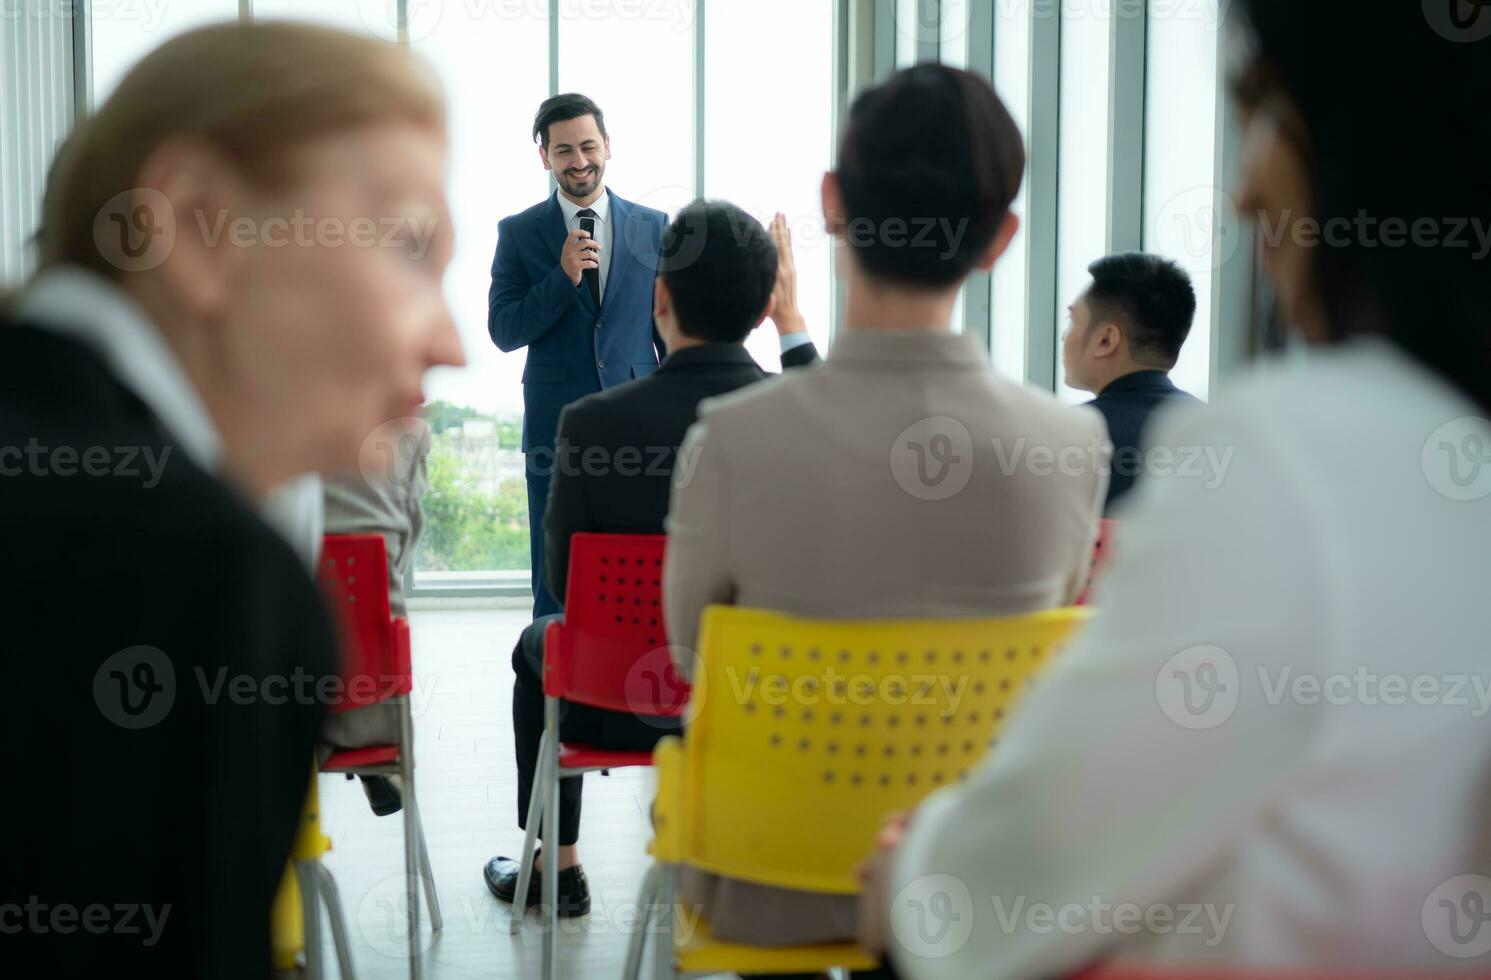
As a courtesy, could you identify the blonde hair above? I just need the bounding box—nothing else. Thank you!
[39,20,446,278]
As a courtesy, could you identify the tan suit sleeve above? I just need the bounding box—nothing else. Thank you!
[1063,409,1112,604]
[663,415,736,681]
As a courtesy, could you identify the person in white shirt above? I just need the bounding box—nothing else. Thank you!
[858,2,1491,977]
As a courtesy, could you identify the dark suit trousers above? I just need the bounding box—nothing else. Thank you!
[525,455,562,618]
[512,614,680,845]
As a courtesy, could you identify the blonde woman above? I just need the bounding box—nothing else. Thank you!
[1,22,463,977]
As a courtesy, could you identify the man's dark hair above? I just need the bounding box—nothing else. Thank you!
[532,93,607,148]
[834,64,1025,289]
[1083,252,1197,368]
[658,200,777,345]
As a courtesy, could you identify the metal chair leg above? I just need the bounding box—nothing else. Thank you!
[651,864,676,980]
[509,729,549,935]
[409,795,442,933]
[541,705,562,980]
[621,864,659,980]
[399,727,423,980]
[315,863,358,980]
[296,859,324,980]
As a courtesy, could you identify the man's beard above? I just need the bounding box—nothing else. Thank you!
[561,166,602,196]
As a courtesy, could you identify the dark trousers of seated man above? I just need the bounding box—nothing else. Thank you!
[513,614,681,846]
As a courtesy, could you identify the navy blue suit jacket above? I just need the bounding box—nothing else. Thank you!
[488,188,668,454]
[1087,369,1197,511]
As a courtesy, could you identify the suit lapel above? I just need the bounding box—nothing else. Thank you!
[541,190,567,267]
[601,190,634,315]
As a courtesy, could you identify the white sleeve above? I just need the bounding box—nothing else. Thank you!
[885,403,1336,980]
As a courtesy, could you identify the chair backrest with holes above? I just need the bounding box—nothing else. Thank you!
[548,533,682,716]
[677,604,1090,894]
[317,534,409,714]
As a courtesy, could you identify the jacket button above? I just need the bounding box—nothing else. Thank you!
[598,359,607,369]
[596,318,605,329]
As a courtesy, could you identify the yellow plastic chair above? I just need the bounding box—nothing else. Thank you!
[622,604,1091,979]
[272,768,357,979]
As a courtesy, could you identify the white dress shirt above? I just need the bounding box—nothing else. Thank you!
[557,188,614,301]
[887,337,1491,977]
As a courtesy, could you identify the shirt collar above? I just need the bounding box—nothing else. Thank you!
[657,342,759,373]
[557,188,610,225]
[1097,369,1177,397]
[827,328,987,368]
[16,265,223,473]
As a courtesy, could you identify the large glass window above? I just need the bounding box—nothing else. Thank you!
[1053,0,1113,402]
[410,3,550,581]
[704,0,834,367]
[248,0,395,37]
[89,1,239,104]
[940,0,970,68]
[896,0,922,67]
[1142,0,1220,401]
[559,0,696,209]
[990,0,1031,381]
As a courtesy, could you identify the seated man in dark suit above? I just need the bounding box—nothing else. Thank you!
[484,201,819,914]
[1061,251,1199,511]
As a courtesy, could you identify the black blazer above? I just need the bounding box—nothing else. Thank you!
[543,339,819,602]
[0,324,337,979]
[1087,369,1198,511]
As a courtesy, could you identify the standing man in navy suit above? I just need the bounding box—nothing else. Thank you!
[489,94,667,617]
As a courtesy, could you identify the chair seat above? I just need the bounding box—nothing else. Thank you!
[321,745,400,772]
[557,743,655,771]
[674,917,878,975]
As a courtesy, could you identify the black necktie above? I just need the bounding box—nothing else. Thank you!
[577,208,601,307]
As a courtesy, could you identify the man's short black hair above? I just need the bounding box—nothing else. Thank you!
[1083,252,1198,368]
[834,64,1025,289]
[658,200,777,345]
[532,93,607,148]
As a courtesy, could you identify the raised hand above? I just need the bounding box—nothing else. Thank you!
[767,212,807,337]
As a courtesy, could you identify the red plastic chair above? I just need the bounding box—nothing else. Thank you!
[317,534,441,980]
[1076,518,1119,606]
[509,533,690,979]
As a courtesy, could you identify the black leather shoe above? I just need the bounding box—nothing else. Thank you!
[483,853,591,917]
[360,776,402,817]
